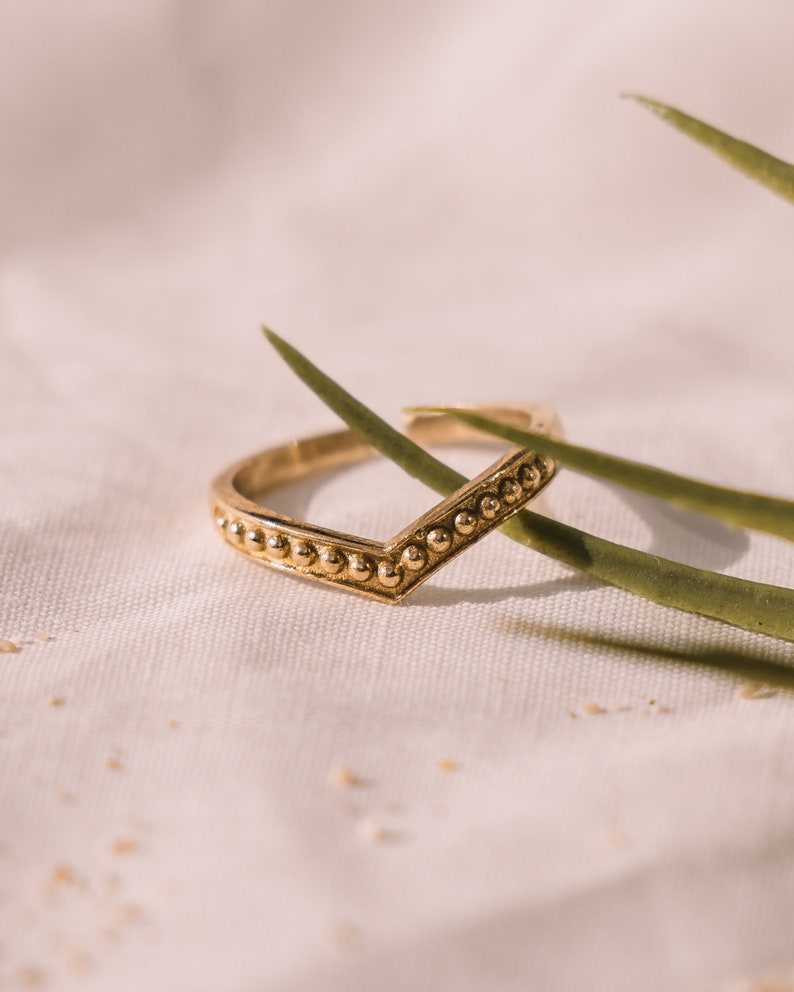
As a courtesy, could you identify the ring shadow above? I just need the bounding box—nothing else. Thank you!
[411,573,599,608]
[617,486,749,571]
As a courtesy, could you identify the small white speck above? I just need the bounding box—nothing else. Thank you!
[355,816,386,844]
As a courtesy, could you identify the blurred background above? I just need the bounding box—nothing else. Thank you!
[3,3,794,991]
[4,2,794,403]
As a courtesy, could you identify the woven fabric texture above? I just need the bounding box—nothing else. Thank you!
[2,3,794,990]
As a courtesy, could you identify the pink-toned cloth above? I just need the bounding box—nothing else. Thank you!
[3,3,794,989]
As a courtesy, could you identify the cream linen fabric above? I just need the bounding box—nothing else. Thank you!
[3,3,794,990]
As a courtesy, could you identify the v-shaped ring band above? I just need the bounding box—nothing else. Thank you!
[211,404,560,602]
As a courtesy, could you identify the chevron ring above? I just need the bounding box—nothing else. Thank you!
[211,404,560,602]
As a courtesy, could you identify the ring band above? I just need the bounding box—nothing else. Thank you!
[211,404,560,602]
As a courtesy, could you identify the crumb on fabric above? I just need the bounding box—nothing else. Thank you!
[17,965,46,987]
[736,683,763,700]
[168,719,178,729]
[355,816,387,844]
[436,758,457,772]
[106,757,122,771]
[34,631,52,642]
[57,791,74,805]
[110,838,138,856]
[102,871,121,892]
[103,872,121,893]
[117,902,143,924]
[581,701,602,716]
[47,696,64,707]
[330,922,359,949]
[0,638,19,653]
[329,764,359,787]
[605,824,631,849]
[52,864,75,886]
[64,947,92,975]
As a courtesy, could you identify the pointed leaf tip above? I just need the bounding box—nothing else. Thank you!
[629,95,794,206]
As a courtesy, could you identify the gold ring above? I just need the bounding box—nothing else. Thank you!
[210,404,560,602]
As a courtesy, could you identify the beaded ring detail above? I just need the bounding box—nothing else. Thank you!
[210,404,560,603]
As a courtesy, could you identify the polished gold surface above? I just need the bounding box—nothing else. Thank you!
[210,404,561,602]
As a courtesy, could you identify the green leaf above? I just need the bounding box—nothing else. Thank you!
[407,407,794,543]
[628,95,794,206]
[263,328,794,643]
